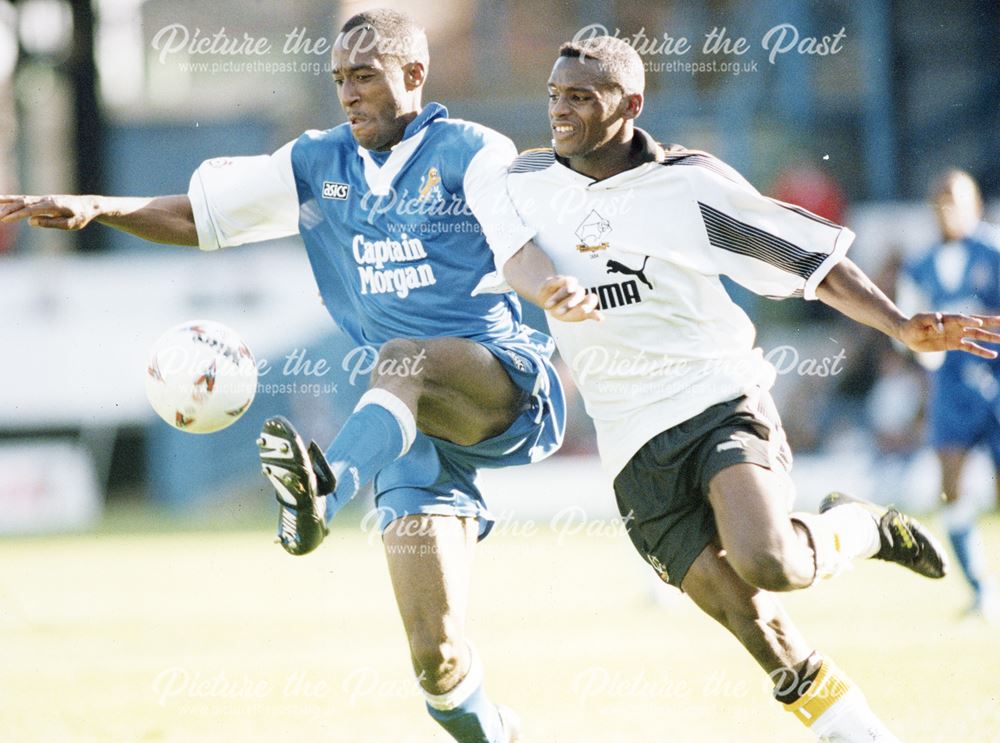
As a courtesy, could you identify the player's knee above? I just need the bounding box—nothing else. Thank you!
[729,550,798,592]
[372,338,427,388]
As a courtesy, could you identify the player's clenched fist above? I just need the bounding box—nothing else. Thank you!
[539,275,603,323]
[899,312,1000,359]
[0,195,101,230]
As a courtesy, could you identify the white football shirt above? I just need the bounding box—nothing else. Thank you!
[505,131,854,475]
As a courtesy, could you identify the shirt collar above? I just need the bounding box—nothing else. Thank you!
[632,127,665,163]
[553,127,665,186]
[401,102,448,140]
[361,102,447,166]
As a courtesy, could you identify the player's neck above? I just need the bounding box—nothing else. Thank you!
[371,109,421,152]
[568,130,642,181]
[941,224,978,243]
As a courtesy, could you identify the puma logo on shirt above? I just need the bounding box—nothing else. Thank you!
[606,256,653,290]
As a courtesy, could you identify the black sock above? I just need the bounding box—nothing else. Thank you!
[773,651,823,705]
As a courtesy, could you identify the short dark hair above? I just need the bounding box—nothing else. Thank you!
[559,35,645,96]
[338,9,430,69]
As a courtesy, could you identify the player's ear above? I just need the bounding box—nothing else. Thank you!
[403,61,426,90]
[622,92,643,121]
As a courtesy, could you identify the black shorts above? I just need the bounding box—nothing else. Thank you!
[613,389,792,589]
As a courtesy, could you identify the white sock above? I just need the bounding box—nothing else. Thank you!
[820,504,881,560]
[422,644,482,711]
[783,660,899,742]
[941,495,980,531]
[811,687,900,742]
[792,505,881,582]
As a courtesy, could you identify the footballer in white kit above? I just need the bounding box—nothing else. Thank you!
[501,34,1000,742]
[509,132,851,479]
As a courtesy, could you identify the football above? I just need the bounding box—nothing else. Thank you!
[144,320,258,434]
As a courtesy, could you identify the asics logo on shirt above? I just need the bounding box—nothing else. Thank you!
[322,181,350,200]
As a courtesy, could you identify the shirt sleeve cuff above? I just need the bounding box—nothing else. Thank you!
[187,168,220,252]
[489,222,537,272]
[803,225,855,300]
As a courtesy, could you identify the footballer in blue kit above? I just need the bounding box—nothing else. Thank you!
[276,100,567,541]
[222,100,567,538]
[1,9,600,742]
[288,102,534,346]
[898,169,1000,620]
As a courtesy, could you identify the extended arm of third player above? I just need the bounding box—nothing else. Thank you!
[816,256,1000,358]
[0,194,197,246]
[1,191,601,321]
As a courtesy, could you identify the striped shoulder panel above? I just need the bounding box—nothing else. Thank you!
[697,201,827,280]
[509,148,556,174]
[660,148,753,188]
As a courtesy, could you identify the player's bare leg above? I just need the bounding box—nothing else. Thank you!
[709,463,946,590]
[384,514,518,742]
[372,337,524,445]
[940,448,968,507]
[318,337,523,521]
[259,337,524,554]
[682,541,812,670]
[258,341,528,741]
[708,464,816,590]
[682,544,900,742]
[938,448,998,619]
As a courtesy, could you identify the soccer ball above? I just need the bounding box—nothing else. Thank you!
[145,320,258,434]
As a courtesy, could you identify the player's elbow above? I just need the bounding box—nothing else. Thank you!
[175,221,200,247]
[502,240,554,306]
[501,246,534,296]
[170,196,200,246]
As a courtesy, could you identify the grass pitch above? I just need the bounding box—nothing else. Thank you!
[1,507,998,743]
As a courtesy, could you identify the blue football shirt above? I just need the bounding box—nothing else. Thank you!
[188,103,537,348]
[899,224,1000,385]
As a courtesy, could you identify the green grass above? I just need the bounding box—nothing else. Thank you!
[1,511,998,742]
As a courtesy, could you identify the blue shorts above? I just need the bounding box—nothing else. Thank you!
[372,330,566,539]
[929,365,1000,466]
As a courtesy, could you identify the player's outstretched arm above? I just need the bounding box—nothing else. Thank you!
[503,241,602,322]
[816,257,1000,358]
[0,194,198,246]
